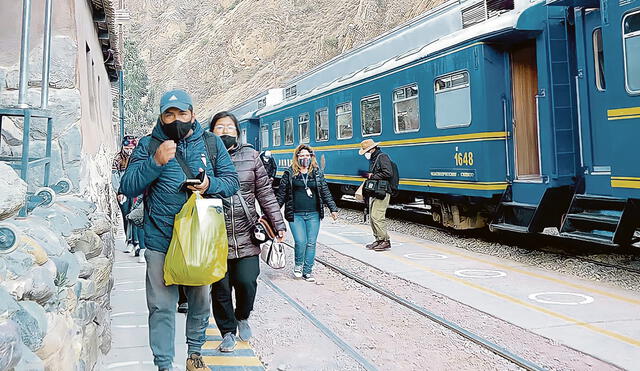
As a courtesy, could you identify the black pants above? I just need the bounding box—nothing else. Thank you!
[211,255,260,336]
[118,198,132,242]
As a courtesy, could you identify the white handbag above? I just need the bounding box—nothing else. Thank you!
[260,240,286,269]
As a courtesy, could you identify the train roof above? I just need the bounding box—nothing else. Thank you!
[256,0,543,116]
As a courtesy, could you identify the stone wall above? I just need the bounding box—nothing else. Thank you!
[0,162,115,371]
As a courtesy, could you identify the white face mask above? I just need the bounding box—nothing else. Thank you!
[364,152,372,160]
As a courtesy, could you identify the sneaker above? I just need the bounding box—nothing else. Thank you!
[123,243,133,253]
[238,319,252,341]
[177,302,188,314]
[186,352,207,371]
[365,241,379,250]
[218,332,236,352]
[374,240,391,251]
[138,249,146,263]
[302,273,316,283]
[159,368,171,371]
[293,266,303,278]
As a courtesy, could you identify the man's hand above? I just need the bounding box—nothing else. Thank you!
[276,230,285,243]
[154,140,176,166]
[188,169,210,193]
[331,212,338,220]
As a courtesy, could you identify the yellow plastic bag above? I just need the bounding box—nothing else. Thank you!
[164,192,228,286]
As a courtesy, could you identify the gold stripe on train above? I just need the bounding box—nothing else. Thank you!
[607,106,640,117]
[269,131,508,154]
[611,176,640,189]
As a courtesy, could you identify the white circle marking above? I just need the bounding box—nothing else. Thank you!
[454,269,507,278]
[404,252,448,260]
[528,292,594,305]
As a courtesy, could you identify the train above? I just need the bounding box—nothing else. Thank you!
[228,0,640,247]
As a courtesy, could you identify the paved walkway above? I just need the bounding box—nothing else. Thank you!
[105,234,264,371]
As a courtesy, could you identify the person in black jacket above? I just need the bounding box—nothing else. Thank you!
[260,150,277,180]
[277,144,338,282]
[359,139,393,251]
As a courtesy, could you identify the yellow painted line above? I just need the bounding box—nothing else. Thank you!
[320,174,508,190]
[205,328,222,336]
[611,179,640,189]
[202,356,263,366]
[611,176,640,180]
[607,114,640,121]
[608,106,640,117]
[269,131,507,154]
[203,341,252,350]
[322,228,640,346]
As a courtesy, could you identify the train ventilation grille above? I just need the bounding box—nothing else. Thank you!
[462,0,514,29]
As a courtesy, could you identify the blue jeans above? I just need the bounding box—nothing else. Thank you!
[289,211,321,275]
[144,249,210,369]
[131,225,146,249]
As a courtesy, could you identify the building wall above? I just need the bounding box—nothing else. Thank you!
[0,0,118,192]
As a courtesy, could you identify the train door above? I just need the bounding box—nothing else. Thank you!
[510,41,541,179]
[582,9,613,173]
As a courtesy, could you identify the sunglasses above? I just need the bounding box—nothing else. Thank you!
[122,138,138,147]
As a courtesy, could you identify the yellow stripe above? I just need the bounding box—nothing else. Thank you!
[205,328,221,336]
[203,341,252,350]
[325,228,640,347]
[202,356,264,367]
[611,176,640,180]
[607,106,640,117]
[269,131,507,154]
[611,179,640,189]
[322,174,508,190]
[607,114,640,121]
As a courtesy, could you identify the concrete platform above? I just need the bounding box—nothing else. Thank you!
[315,221,640,370]
[106,237,264,371]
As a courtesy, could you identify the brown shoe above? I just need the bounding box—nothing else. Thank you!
[374,240,391,251]
[186,353,207,371]
[365,241,380,249]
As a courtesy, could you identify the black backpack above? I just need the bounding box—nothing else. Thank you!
[389,157,399,197]
[147,131,218,178]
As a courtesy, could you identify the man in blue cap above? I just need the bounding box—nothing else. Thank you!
[120,89,239,371]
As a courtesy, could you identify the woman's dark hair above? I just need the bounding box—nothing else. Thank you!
[209,111,239,135]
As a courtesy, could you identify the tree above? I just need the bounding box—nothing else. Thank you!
[123,38,156,137]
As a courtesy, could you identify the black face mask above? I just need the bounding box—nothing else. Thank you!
[220,135,238,149]
[161,119,192,142]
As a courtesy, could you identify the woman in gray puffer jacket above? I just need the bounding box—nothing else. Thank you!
[209,111,287,352]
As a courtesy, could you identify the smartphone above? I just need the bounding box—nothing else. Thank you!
[184,178,202,185]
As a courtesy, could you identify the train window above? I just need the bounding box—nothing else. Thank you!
[336,102,353,140]
[272,121,281,147]
[284,118,294,145]
[393,84,420,133]
[593,28,606,91]
[315,108,329,142]
[434,71,471,129]
[623,11,640,94]
[361,95,382,136]
[261,125,269,148]
[299,113,310,143]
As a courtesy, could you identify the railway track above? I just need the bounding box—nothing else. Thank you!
[336,196,640,276]
[272,241,546,371]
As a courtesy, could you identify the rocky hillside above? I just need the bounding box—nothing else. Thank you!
[127,0,443,120]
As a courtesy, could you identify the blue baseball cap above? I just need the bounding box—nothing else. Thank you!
[159,89,193,113]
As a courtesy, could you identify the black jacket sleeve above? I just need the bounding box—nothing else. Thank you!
[276,169,291,207]
[317,171,338,213]
[370,153,393,181]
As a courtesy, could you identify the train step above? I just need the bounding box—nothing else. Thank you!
[500,202,537,210]
[489,223,529,233]
[565,212,620,226]
[559,230,616,246]
[572,194,627,211]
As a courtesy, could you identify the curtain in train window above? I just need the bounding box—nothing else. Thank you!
[623,12,640,93]
[593,28,606,91]
[394,84,420,132]
[241,128,247,144]
[336,102,353,139]
[272,121,281,147]
[299,113,310,143]
[361,95,381,136]
[434,71,471,129]
[315,108,329,142]
[284,118,294,145]
[261,125,269,148]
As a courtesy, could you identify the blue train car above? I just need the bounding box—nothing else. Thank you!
[233,0,640,246]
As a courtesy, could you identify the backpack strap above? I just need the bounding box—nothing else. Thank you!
[202,131,218,173]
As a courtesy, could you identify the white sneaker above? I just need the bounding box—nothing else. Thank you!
[293,266,303,278]
[138,249,145,263]
[123,243,133,253]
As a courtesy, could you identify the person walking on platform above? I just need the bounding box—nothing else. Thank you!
[277,144,338,282]
[209,111,286,352]
[112,135,138,253]
[120,90,239,371]
[359,139,393,251]
[260,150,277,181]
